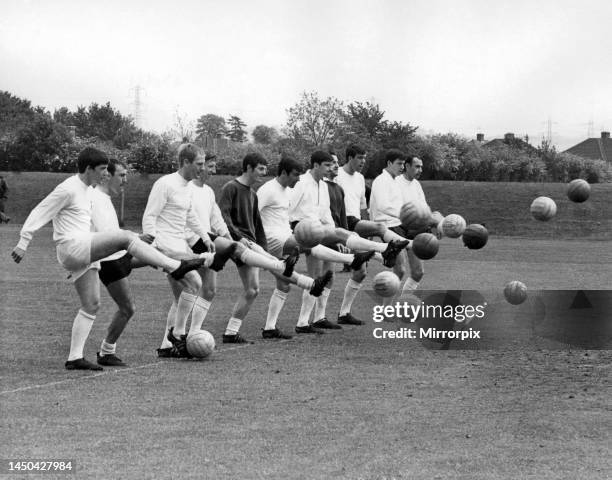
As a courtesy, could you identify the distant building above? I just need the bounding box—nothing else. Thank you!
[483,132,535,153]
[564,132,611,163]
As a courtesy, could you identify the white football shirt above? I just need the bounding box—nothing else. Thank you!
[18,175,94,250]
[336,168,367,218]
[257,178,293,238]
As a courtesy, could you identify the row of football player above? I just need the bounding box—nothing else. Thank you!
[12,144,435,369]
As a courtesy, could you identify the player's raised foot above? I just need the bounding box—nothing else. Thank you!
[65,358,103,371]
[166,327,192,358]
[338,313,364,325]
[262,328,293,339]
[222,333,254,344]
[382,240,410,268]
[282,247,300,277]
[209,242,238,272]
[312,317,342,330]
[170,258,207,280]
[310,270,333,297]
[295,325,325,334]
[350,251,375,271]
[96,352,127,367]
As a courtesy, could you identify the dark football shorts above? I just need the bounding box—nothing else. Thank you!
[346,216,360,232]
[390,224,431,240]
[190,233,219,253]
[99,253,133,286]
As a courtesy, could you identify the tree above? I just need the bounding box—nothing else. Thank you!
[252,124,278,144]
[227,115,247,142]
[343,101,386,140]
[379,120,418,150]
[196,113,227,139]
[284,91,344,146]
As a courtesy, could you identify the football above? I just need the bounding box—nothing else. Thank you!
[293,219,325,248]
[399,201,432,232]
[412,232,439,260]
[503,281,527,305]
[462,224,489,250]
[372,271,401,298]
[567,179,590,203]
[530,196,557,221]
[441,214,467,238]
[186,330,216,359]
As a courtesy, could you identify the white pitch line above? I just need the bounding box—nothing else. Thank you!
[0,342,260,396]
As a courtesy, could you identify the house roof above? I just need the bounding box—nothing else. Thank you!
[564,134,611,162]
[483,134,536,153]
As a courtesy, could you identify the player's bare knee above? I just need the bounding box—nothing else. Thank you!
[276,278,291,293]
[82,297,100,315]
[245,287,259,301]
[353,269,366,282]
[181,273,202,294]
[201,286,216,300]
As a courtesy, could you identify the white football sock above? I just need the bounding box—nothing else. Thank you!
[160,301,177,349]
[265,289,288,330]
[310,245,353,264]
[314,287,331,321]
[345,234,387,253]
[188,297,211,334]
[240,249,285,273]
[383,229,406,243]
[401,277,420,296]
[99,339,116,356]
[296,290,317,327]
[68,309,95,361]
[290,272,314,290]
[225,317,242,336]
[174,291,197,336]
[127,238,180,272]
[339,279,362,316]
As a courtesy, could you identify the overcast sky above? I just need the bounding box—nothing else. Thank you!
[1,0,611,150]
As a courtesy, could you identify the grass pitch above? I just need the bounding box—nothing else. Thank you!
[1,174,610,478]
[1,220,611,478]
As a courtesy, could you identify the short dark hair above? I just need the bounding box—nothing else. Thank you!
[242,152,268,172]
[106,158,128,176]
[310,150,334,168]
[346,144,366,160]
[405,156,422,166]
[177,143,200,165]
[205,151,217,162]
[385,149,406,165]
[277,156,303,177]
[77,147,108,173]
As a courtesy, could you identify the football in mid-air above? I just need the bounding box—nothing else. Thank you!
[186,330,216,359]
[503,281,527,305]
[567,179,590,203]
[530,196,556,221]
[372,271,401,298]
[399,201,432,233]
[412,232,439,260]
[294,219,325,248]
[441,214,467,238]
[462,224,489,250]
